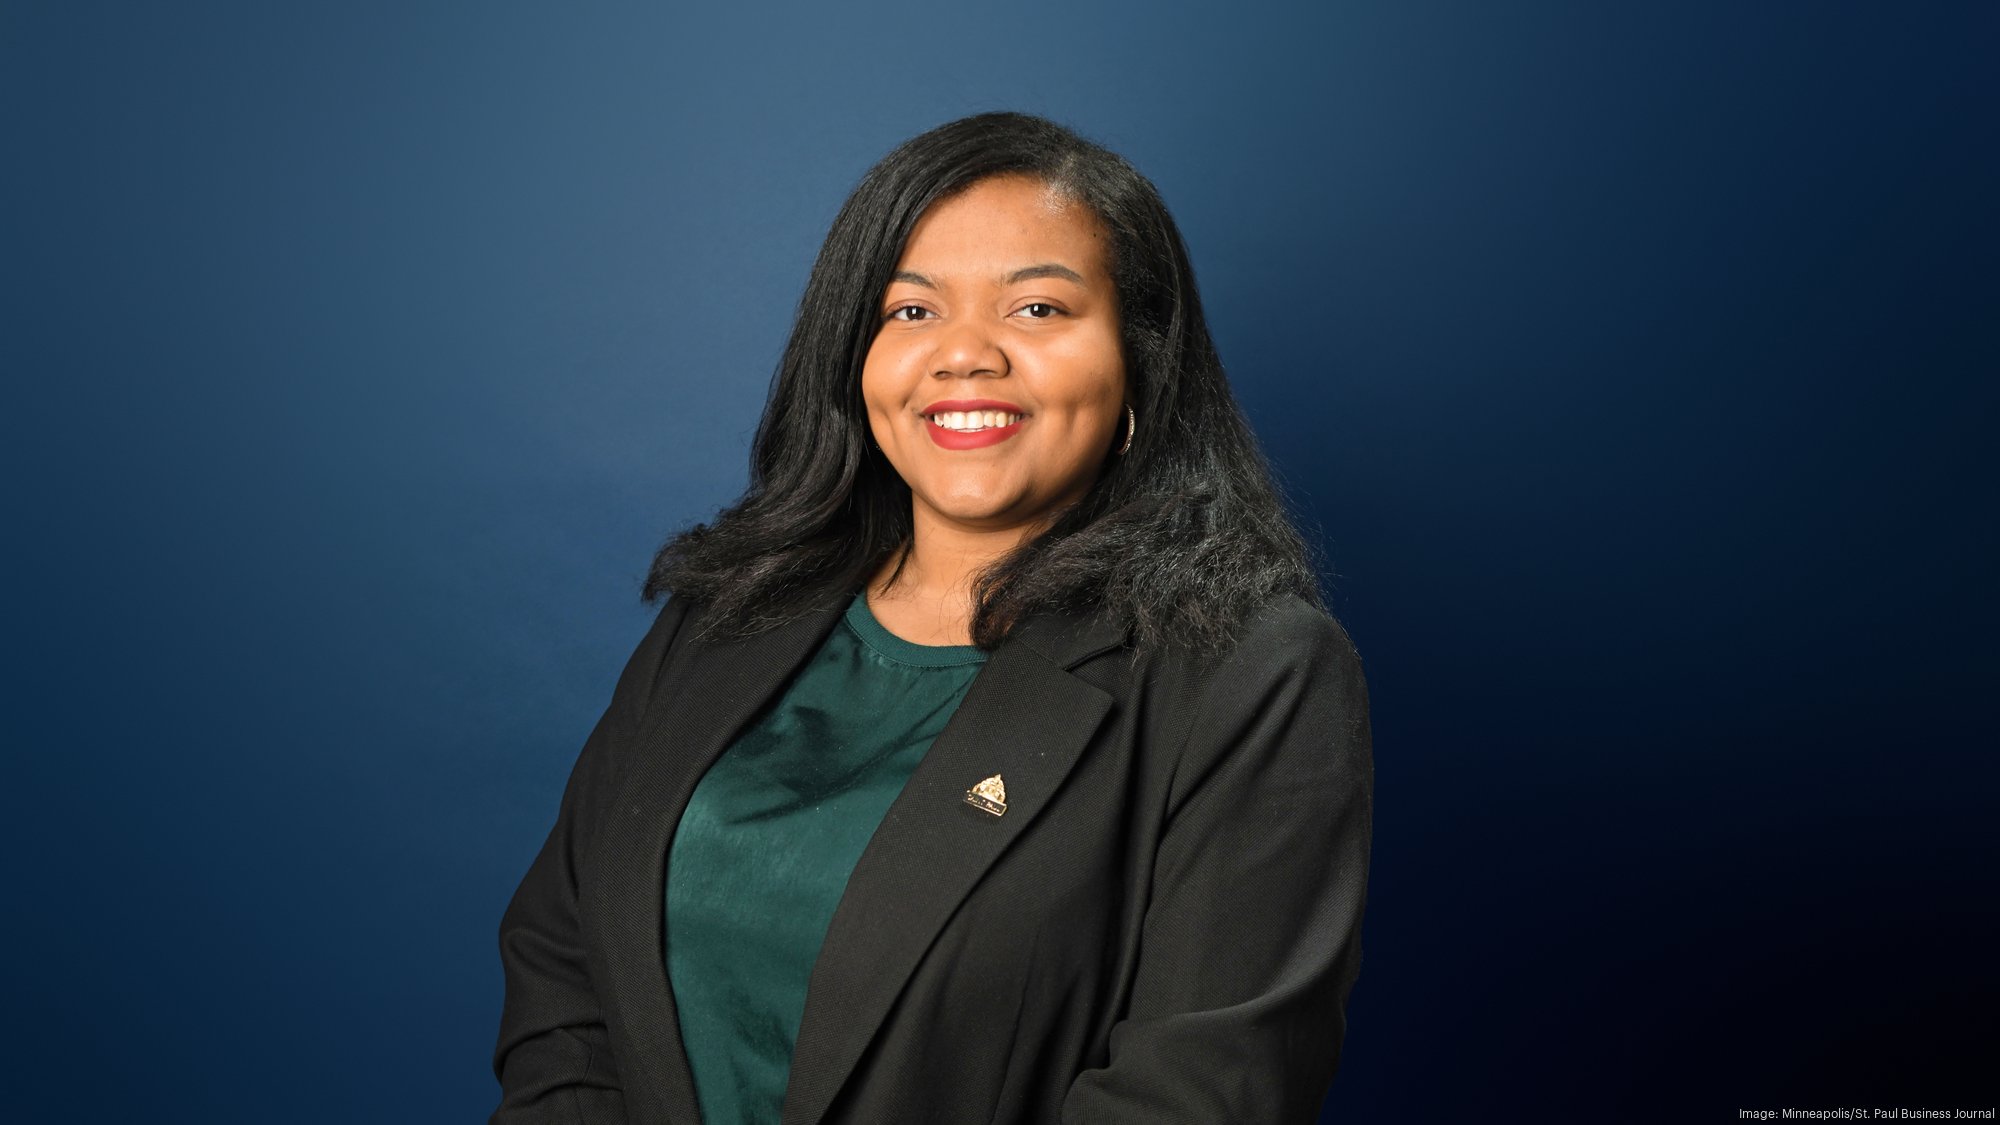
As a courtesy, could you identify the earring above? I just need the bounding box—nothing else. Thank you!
[1116,403,1136,456]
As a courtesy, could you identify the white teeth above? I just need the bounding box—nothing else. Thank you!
[928,410,1021,432]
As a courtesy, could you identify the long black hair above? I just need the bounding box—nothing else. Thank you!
[644,110,1326,655]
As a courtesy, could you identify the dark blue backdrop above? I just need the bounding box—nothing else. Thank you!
[7,3,1993,1121]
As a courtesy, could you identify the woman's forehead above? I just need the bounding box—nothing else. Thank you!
[895,177,1110,283]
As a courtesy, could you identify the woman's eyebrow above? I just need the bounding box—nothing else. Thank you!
[892,263,1088,289]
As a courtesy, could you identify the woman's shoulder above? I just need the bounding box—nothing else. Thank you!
[1059,590,1364,720]
[1246,593,1362,671]
[1179,595,1364,715]
[1139,591,1361,679]
[1110,591,1371,817]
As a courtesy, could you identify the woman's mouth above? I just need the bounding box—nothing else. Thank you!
[925,409,1025,450]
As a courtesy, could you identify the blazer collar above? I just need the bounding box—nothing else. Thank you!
[581,581,1129,1125]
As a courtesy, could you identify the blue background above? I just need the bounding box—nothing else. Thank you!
[6,3,1993,1121]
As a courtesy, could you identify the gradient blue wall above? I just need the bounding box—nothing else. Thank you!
[6,3,1993,1121]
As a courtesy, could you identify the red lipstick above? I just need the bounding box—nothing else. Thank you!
[921,399,1027,451]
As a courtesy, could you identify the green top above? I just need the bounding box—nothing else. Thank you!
[664,589,988,1125]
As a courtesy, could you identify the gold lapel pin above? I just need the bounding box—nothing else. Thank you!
[965,773,1008,817]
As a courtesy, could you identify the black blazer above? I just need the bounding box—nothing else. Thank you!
[491,581,1374,1124]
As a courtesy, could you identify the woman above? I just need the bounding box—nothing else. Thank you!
[492,111,1374,1125]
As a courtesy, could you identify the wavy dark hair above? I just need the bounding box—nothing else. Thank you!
[644,110,1326,655]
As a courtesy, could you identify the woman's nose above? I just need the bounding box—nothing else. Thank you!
[930,315,1009,379]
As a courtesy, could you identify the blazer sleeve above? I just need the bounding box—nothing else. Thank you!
[491,595,694,1124]
[1061,597,1376,1124]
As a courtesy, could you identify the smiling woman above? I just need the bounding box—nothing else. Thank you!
[862,174,1129,644]
[492,111,1375,1125]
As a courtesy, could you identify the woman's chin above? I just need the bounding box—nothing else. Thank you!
[918,494,1043,533]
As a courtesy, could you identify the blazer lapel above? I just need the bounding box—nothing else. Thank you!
[584,585,852,1125]
[779,606,1129,1125]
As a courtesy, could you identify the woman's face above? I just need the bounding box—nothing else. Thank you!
[862,174,1128,544]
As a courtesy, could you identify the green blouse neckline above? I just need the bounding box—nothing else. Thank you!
[842,591,988,668]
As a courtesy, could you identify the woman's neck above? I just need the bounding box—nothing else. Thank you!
[865,509,1043,646]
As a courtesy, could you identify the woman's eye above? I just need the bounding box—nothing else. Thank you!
[1017,302,1061,319]
[886,305,933,322]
